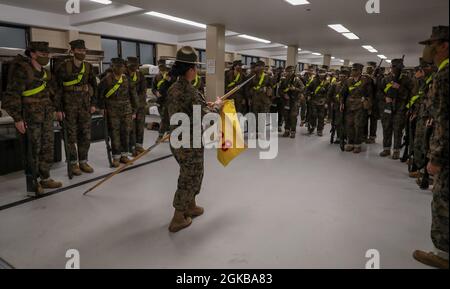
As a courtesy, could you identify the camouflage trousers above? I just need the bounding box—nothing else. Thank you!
[381,109,406,150]
[282,98,300,132]
[233,93,248,115]
[130,106,146,149]
[332,107,343,140]
[171,147,204,211]
[299,98,307,122]
[413,117,428,168]
[22,114,54,180]
[309,104,326,133]
[252,100,270,133]
[345,108,365,145]
[431,167,449,253]
[64,101,91,163]
[107,102,132,158]
[362,110,378,139]
[157,100,170,136]
[270,97,283,129]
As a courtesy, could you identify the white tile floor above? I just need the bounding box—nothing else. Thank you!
[0,122,434,268]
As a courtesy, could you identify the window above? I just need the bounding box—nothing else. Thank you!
[139,43,155,65]
[121,41,137,58]
[274,59,286,68]
[298,62,305,72]
[101,37,156,70]
[196,49,206,69]
[0,23,28,49]
[242,55,260,67]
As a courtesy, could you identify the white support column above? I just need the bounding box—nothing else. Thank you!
[286,45,299,70]
[67,30,80,43]
[205,24,225,102]
[323,54,332,67]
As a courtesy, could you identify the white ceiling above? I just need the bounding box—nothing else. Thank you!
[1,0,448,66]
[0,0,105,14]
[112,0,449,66]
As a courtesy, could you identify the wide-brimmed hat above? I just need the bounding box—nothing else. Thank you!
[419,25,449,45]
[175,46,204,65]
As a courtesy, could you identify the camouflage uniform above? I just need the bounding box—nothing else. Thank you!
[381,60,413,156]
[225,62,247,114]
[339,64,372,151]
[279,69,304,136]
[126,57,147,153]
[192,73,205,94]
[362,63,377,142]
[301,74,315,126]
[98,58,138,161]
[152,64,172,137]
[327,71,348,142]
[249,65,273,132]
[167,77,219,211]
[428,57,449,254]
[306,72,330,135]
[3,42,62,189]
[55,41,97,166]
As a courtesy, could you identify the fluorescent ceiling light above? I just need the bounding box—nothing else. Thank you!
[145,11,206,29]
[362,45,378,53]
[342,33,359,40]
[385,60,392,63]
[339,59,345,62]
[90,0,112,4]
[331,56,335,59]
[328,24,350,33]
[312,52,322,56]
[377,55,387,59]
[284,0,310,5]
[238,34,271,44]
[298,48,302,51]
[284,45,288,48]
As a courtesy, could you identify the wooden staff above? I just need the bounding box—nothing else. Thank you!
[83,134,170,196]
[83,75,255,196]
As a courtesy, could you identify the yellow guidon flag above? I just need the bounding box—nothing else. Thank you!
[217,100,246,167]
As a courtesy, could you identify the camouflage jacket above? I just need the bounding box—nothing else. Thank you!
[3,55,60,123]
[327,80,345,106]
[152,72,173,102]
[306,78,330,106]
[428,59,449,168]
[382,72,413,113]
[192,74,205,93]
[225,70,245,94]
[248,72,273,104]
[127,70,147,108]
[167,77,219,147]
[279,75,304,101]
[339,76,372,111]
[54,58,98,109]
[97,73,138,114]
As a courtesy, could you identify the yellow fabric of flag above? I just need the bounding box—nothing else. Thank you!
[217,100,246,167]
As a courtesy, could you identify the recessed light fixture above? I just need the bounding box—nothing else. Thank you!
[342,33,359,40]
[377,55,387,59]
[145,11,207,29]
[298,48,302,51]
[284,45,288,48]
[328,24,350,33]
[90,0,112,4]
[284,0,310,6]
[331,56,336,59]
[362,45,378,53]
[238,34,271,44]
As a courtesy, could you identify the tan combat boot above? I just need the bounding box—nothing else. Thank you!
[317,131,323,137]
[367,137,376,144]
[290,131,296,139]
[353,146,362,154]
[112,159,121,168]
[79,162,94,174]
[186,200,204,218]
[282,131,290,138]
[392,150,401,160]
[40,179,63,189]
[120,156,132,164]
[71,164,82,176]
[299,121,305,127]
[409,171,421,178]
[379,149,391,157]
[413,250,449,269]
[345,144,354,152]
[27,183,44,197]
[135,146,146,154]
[169,210,192,233]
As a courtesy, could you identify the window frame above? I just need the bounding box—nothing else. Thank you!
[101,36,156,69]
[0,22,30,49]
